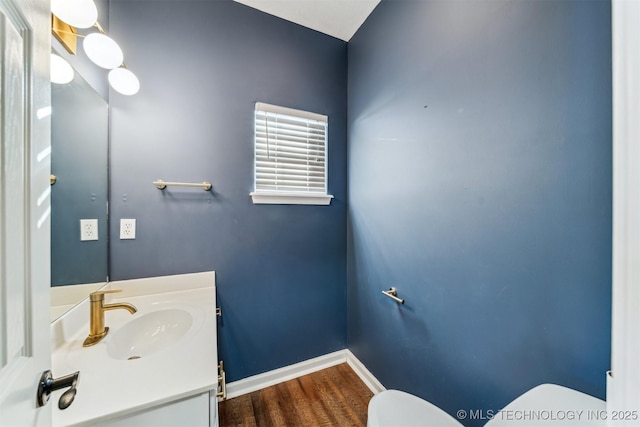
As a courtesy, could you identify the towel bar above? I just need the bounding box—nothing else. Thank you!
[153,180,211,191]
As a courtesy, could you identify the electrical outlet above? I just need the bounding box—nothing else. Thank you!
[120,218,136,240]
[80,219,99,241]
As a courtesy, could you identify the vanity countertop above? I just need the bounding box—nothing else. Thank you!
[50,272,217,426]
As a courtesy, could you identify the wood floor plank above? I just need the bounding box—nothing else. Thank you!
[254,386,287,427]
[219,363,374,427]
[219,394,258,427]
[315,367,365,426]
[297,374,339,426]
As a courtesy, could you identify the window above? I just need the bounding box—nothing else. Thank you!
[250,102,333,205]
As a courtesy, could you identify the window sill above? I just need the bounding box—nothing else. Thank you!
[250,192,334,205]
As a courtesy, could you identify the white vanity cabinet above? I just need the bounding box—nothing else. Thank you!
[50,272,219,427]
[91,392,217,427]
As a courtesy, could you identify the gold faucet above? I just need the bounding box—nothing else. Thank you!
[83,289,137,347]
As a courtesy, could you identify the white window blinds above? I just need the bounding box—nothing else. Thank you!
[254,102,328,196]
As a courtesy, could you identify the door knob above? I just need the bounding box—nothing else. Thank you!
[36,370,79,410]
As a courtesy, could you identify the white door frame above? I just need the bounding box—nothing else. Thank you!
[608,0,640,421]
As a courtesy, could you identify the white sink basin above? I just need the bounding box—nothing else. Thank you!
[106,308,193,360]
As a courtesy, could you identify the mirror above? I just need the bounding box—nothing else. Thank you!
[50,56,109,321]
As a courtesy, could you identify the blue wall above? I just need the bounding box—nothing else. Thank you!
[108,0,348,382]
[347,1,612,425]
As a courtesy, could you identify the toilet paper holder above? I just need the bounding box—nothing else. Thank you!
[382,287,405,304]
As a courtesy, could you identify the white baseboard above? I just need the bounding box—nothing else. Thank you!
[225,350,346,399]
[346,350,386,394]
[224,349,385,399]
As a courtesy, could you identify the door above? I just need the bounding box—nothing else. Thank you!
[0,0,51,425]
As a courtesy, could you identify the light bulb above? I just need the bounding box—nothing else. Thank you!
[83,33,123,69]
[109,68,140,96]
[51,0,97,29]
[50,54,74,84]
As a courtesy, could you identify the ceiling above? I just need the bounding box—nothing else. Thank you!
[233,0,381,42]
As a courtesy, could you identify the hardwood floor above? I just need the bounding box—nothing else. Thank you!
[219,363,374,427]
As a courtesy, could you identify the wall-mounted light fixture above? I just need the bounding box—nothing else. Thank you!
[51,0,140,95]
[50,53,75,84]
[52,0,97,29]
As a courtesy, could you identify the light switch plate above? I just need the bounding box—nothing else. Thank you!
[120,218,136,240]
[80,219,99,241]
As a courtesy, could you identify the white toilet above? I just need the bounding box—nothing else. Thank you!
[368,389,464,427]
[368,384,607,427]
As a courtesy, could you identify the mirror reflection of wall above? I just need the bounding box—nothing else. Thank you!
[51,60,109,289]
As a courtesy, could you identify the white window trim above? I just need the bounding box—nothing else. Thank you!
[251,102,333,205]
[250,191,334,205]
